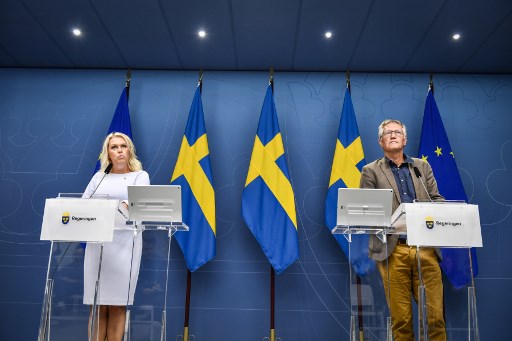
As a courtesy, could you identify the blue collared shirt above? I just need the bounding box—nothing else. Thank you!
[387,154,417,204]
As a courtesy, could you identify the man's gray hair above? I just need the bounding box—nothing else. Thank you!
[378,119,407,139]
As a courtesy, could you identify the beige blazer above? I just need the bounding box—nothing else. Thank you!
[360,157,444,261]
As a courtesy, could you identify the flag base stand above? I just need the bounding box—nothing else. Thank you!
[176,325,196,341]
[263,328,281,341]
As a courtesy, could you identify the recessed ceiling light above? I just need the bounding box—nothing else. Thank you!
[325,31,332,39]
[72,28,82,37]
[452,33,461,40]
[198,30,206,38]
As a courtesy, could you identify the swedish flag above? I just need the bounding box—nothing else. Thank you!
[418,89,478,288]
[324,88,374,276]
[242,85,299,274]
[171,87,216,271]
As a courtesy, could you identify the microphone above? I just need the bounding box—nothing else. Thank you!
[89,163,113,198]
[413,166,433,202]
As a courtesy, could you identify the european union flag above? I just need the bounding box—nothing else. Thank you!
[94,87,132,172]
[242,85,299,274]
[324,88,375,276]
[418,89,478,289]
[171,87,216,271]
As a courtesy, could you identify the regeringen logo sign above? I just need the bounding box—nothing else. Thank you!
[61,212,97,224]
[425,215,462,230]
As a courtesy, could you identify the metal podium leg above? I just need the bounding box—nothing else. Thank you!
[38,241,55,341]
[468,286,479,341]
[349,315,357,341]
[386,317,393,341]
[123,228,139,341]
[161,229,174,341]
[38,278,54,341]
[90,243,104,341]
[416,246,429,341]
[468,248,479,341]
[123,309,131,341]
[418,284,428,340]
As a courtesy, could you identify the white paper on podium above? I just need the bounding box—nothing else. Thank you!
[40,198,118,242]
[391,202,483,247]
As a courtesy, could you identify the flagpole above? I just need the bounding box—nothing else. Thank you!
[126,69,131,100]
[183,269,192,340]
[268,68,277,341]
[122,68,132,341]
[181,69,204,341]
[346,70,365,341]
[429,73,434,95]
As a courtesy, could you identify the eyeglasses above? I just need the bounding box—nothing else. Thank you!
[381,130,404,137]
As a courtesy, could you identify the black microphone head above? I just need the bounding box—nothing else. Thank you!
[413,166,422,178]
[104,163,113,174]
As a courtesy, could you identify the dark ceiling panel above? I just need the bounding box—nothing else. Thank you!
[461,10,512,73]
[293,0,374,71]
[91,0,182,70]
[22,0,127,68]
[161,0,237,70]
[0,45,19,67]
[405,0,512,73]
[349,0,445,72]
[232,0,302,70]
[0,0,510,73]
[0,0,74,67]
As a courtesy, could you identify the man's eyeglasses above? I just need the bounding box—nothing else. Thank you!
[381,130,404,137]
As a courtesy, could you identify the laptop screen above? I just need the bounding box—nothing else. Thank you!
[127,185,182,223]
[337,188,393,228]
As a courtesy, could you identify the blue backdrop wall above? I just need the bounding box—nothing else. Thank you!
[0,69,511,340]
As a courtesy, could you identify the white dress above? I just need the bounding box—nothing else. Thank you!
[82,170,150,305]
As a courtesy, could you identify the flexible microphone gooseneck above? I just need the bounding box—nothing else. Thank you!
[88,163,113,198]
[413,166,433,202]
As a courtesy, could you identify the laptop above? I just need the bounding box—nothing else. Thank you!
[127,185,182,223]
[336,188,393,228]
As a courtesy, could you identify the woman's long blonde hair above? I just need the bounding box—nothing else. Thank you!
[98,132,142,172]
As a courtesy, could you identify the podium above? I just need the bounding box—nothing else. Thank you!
[391,202,482,341]
[333,189,483,341]
[38,194,118,341]
[125,184,188,341]
[38,187,187,341]
[332,188,395,341]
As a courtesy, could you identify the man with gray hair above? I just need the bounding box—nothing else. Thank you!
[360,119,446,340]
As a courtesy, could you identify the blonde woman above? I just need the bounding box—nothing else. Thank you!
[82,132,149,341]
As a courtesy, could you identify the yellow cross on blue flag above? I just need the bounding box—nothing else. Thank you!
[171,86,216,271]
[324,88,375,276]
[241,85,299,274]
[418,89,478,288]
